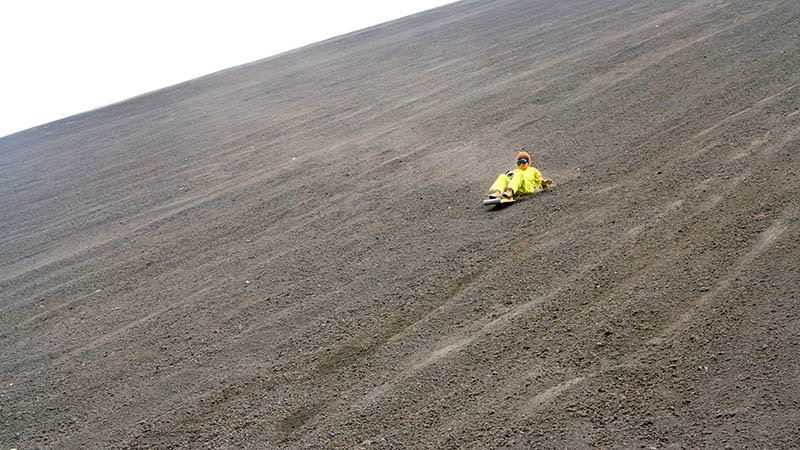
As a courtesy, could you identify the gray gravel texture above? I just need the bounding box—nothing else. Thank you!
[1,0,799,448]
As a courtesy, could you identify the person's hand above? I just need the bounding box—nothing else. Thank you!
[542,178,553,190]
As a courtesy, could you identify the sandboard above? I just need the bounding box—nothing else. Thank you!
[482,197,516,206]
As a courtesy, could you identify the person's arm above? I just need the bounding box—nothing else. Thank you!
[533,168,543,189]
[534,168,552,190]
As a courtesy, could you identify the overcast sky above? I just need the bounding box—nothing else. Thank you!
[0,1,454,139]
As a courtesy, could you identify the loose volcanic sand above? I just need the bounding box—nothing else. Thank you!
[1,0,799,448]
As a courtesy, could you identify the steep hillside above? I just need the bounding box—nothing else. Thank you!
[1,0,798,448]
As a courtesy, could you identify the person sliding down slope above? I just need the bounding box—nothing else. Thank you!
[487,150,552,200]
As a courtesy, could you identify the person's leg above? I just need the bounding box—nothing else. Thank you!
[488,174,510,198]
[505,172,523,197]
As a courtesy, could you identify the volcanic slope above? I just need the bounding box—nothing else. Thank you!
[2,0,799,448]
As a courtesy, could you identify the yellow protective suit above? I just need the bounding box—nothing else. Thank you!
[489,166,545,196]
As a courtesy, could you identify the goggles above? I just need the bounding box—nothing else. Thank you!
[516,158,528,165]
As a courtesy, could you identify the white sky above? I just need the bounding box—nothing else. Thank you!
[0,1,454,139]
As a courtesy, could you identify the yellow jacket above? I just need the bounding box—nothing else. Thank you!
[489,166,544,196]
